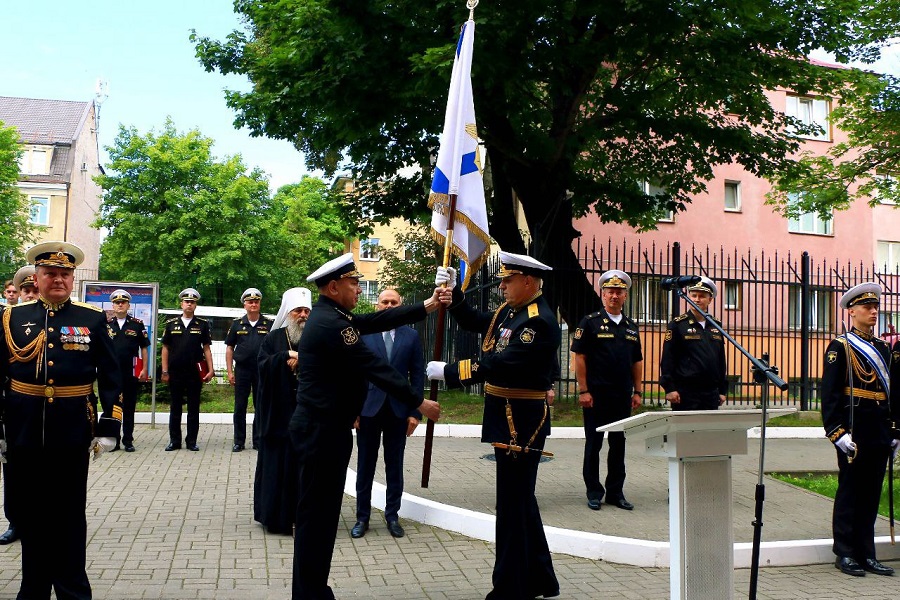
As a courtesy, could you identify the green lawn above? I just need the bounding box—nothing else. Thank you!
[771,471,900,519]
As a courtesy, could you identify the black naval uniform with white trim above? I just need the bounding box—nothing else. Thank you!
[161,316,212,447]
[442,287,560,600]
[821,329,894,562]
[570,309,642,504]
[289,295,428,600]
[0,298,122,599]
[659,311,727,410]
[110,314,150,447]
[224,314,273,448]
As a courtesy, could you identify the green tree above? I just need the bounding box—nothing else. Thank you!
[768,71,900,222]
[192,1,898,322]
[96,119,298,312]
[376,222,440,300]
[0,122,42,274]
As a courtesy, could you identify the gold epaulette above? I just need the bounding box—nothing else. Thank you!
[195,316,208,322]
[674,312,689,322]
[165,317,179,323]
[527,303,539,319]
[72,300,103,312]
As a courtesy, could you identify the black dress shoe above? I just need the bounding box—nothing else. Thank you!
[187,444,200,451]
[863,558,895,576]
[165,442,181,451]
[124,444,136,452]
[587,498,602,511]
[607,497,635,511]
[835,556,866,576]
[350,521,368,538]
[232,444,244,452]
[386,520,405,538]
[0,527,19,545]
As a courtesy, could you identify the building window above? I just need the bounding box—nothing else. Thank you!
[626,276,671,324]
[874,171,898,205]
[359,280,379,304]
[29,197,50,225]
[724,181,741,212]
[785,95,830,141]
[877,241,900,272]
[403,244,415,261]
[787,193,832,235]
[723,281,741,310]
[360,238,380,261]
[788,286,833,331]
[641,181,673,222]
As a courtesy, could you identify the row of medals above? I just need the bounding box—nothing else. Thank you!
[61,333,91,351]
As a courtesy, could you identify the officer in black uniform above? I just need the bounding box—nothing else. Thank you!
[571,269,643,512]
[289,253,444,600]
[108,289,150,452]
[0,241,122,599]
[427,251,561,600]
[659,276,727,410]
[224,287,272,452]
[161,288,214,451]
[822,282,897,577]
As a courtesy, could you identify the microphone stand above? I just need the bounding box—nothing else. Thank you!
[670,288,788,600]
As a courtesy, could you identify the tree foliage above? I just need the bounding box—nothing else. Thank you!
[192,0,899,323]
[0,122,42,275]
[376,221,440,300]
[95,119,341,311]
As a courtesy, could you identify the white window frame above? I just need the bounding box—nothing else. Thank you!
[625,277,672,324]
[785,95,831,141]
[724,181,741,212]
[641,181,673,222]
[360,238,380,261]
[29,196,50,225]
[359,280,380,304]
[723,281,741,310]
[874,172,897,205]
[877,240,900,272]
[788,286,833,331]
[787,193,832,236]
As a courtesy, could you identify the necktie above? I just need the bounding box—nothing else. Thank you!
[384,330,393,360]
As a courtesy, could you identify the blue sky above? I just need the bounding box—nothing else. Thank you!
[0,1,310,191]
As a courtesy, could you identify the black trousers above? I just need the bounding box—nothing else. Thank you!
[233,365,259,447]
[832,443,890,560]
[355,403,408,523]
[168,373,202,446]
[672,389,720,411]
[487,447,558,600]
[119,371,139,446]
[292,430,353,600]
[11,446,91,600]
[3,461,15,527]
[582,406,626,502]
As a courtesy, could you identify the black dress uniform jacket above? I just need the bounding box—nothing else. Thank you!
[659,311,728,398]
[224,314,273,365]
[161,316,212,376]
[0,298,122,448]
[110,315,150,375]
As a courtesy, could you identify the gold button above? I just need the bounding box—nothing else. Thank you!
[48,327,54,332]
[48,343,54,348]
[48,361,54,367]
[49,312,54,317]
[48,379,54,384]
[48,398,54,403]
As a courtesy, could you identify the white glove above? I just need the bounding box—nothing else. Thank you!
[892,439,900,460]
[426,361,447,381]
[91,437,117,460]
[834,433,857,456]
[435,267,457,290]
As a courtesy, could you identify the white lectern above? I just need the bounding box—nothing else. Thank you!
[598,409,794,600]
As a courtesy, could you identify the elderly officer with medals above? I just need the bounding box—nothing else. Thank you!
[108,289,150,452]
[428,251,561,600]
[822,282,898,577]
[0,241,122,599]
[660,276,728,411]
[289,254,444,600]
[571,270,643,512]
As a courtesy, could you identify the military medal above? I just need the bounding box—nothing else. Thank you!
[21,322,36,336]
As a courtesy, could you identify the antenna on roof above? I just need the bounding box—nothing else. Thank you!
[94,78,109,134]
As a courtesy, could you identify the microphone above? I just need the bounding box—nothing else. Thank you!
[660,275,701,290]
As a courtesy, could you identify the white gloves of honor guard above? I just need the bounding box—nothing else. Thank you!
[435,267,458,291]
[834,434,857,456]
[426,361,447,381]
[892,439,900,460]
[91,436,117,460]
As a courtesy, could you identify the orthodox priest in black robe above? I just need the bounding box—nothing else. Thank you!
[254,287,312,534]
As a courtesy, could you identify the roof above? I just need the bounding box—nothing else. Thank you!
[0,96,93,145]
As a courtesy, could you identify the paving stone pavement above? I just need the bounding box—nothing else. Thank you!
[0,423,898,599]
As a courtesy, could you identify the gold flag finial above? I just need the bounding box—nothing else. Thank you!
[467,0,479,20]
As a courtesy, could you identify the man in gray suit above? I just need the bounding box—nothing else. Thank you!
[351,289,424,539]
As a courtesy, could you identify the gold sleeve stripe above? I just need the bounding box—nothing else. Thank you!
[459,359,472,382]
[112,405,123,422]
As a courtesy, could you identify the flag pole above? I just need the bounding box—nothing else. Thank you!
[421,195,458,488]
